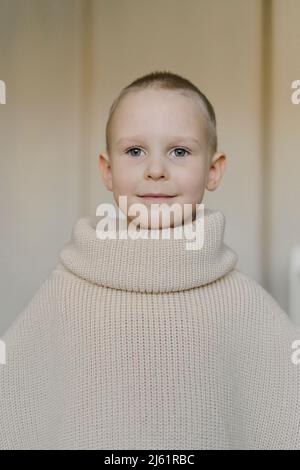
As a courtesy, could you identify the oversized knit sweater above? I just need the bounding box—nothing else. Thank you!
[1,207,300,450]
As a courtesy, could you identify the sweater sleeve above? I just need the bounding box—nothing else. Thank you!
[0,268,63,449]
[258,291,300,448]
[223,271,300,449]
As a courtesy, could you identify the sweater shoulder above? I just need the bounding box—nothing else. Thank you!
[223,268,299,334]
[0,265,64,344]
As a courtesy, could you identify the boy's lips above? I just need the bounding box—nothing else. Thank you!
[137,194,177,201]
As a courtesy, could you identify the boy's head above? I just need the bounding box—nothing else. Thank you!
[99,71,226,229]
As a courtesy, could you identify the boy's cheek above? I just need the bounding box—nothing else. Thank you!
[182,179,206,198]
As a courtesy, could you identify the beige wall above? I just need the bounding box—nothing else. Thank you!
[267,0,300,315]
[0,0,87,333]
[0,0,299,334]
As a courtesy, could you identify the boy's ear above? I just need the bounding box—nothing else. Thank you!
[205,152,227,191]
[99,152,113,192]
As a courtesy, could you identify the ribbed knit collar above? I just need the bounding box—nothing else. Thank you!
[59,207,238,293]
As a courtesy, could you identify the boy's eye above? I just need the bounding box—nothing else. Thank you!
[126,147,144,157]
[172,147,190,158]
[125,147,190,158]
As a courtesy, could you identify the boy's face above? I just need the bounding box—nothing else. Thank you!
[99,88,226,229]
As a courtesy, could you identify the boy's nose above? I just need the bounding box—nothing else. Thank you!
[144,156,169,180]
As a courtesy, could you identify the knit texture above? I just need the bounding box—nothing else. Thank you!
[1,207,300,449]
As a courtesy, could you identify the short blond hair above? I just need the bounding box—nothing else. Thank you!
[105,70,217,158]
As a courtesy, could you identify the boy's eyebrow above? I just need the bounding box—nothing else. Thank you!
[116,136,202,147]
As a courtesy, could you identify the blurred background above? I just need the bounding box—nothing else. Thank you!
[0,0,300,335]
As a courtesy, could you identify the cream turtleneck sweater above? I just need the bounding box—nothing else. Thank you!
[1,208,300,449]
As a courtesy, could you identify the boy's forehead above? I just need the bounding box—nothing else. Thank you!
[112,89,207,140]
[118,87,201,111]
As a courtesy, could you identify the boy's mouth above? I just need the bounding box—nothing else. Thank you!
[137,194,177,202]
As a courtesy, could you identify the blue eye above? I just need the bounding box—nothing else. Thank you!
[126,147,143,157]
[172,147,190,158]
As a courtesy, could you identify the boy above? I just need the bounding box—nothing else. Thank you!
[1,71,300,449]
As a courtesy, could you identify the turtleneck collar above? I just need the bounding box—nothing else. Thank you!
[58,207,238,293]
